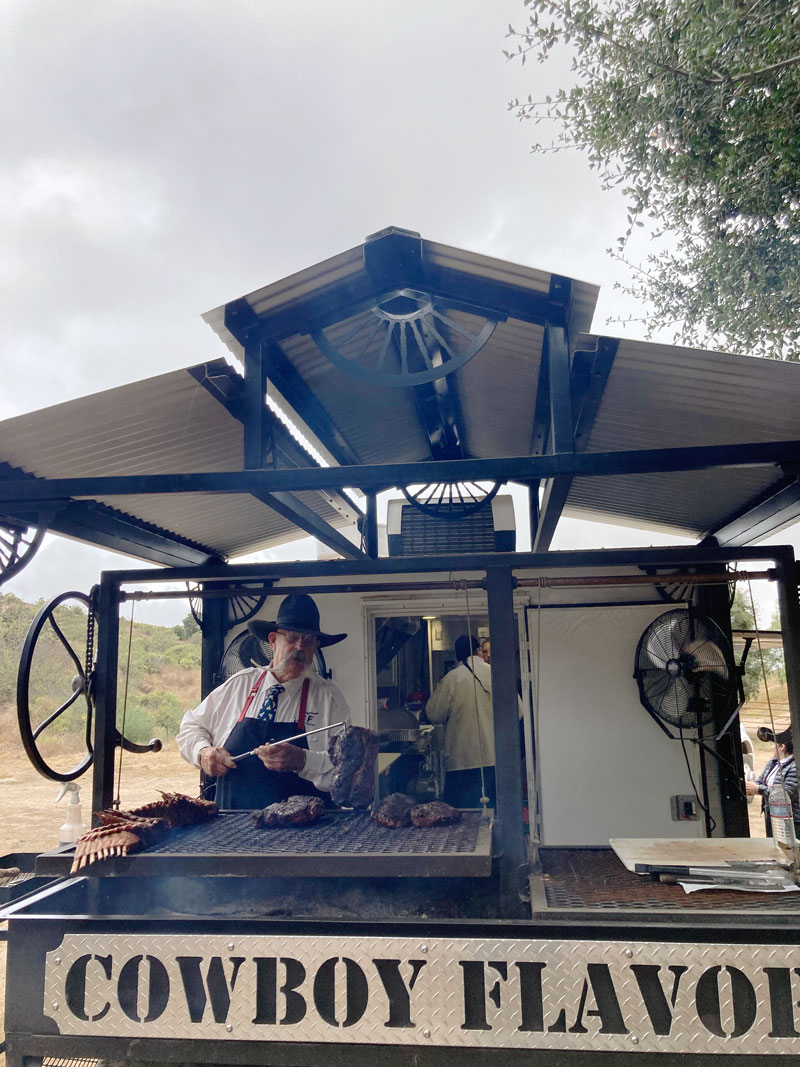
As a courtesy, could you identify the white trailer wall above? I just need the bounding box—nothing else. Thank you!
[529,603,704,846]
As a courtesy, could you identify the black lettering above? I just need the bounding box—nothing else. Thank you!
[547,1008,567,1033]
[253,957,277,1025]
[117,955,169,1023]
[460,961,491,1031]
[568,978,589,1034]
[313,958,369,1027]
[488,962,507,1010]
[373,959,426,1028]
[569,965,628,1035]
[631,965,688,1036]
[459,961,507,1031]
[696,966,757,1038]
[516,962,546,1032]
[764,968,800,1038]
[176,956,244,1024]
[64,953,112,1022]
[279,957,306,1025]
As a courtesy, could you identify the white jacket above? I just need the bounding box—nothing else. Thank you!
[176,667,351,793]
[425,655,495,772]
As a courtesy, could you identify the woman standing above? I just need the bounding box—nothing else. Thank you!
[745,726,799,837]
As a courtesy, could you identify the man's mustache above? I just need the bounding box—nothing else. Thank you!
[274,648,309,670]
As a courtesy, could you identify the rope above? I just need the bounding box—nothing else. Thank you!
[115,601,136,809]
[746,578,799,869]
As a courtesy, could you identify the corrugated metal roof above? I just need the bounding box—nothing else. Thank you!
[279,324,430,466]
[0,365,354,560]
[0,368,242,478]
[2,233,798,563]
[565,337,800,537]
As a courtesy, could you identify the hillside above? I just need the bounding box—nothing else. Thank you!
[0,591,201,775]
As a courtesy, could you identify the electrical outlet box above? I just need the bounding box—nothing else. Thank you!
[670,795,699,821]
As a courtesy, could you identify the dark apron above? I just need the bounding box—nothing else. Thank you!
[214,675,328,810]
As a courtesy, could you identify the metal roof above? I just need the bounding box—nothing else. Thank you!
[0,364,356,562]
[567,338,800,538]
[1,227,799,570]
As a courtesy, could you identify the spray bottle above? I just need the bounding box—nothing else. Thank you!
[56,782,87,846]
[768,780,796,855]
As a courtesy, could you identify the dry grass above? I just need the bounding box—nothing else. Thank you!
[0,744,197,1063]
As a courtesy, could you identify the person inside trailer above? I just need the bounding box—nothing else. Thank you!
[745,725,800,837]
[176,594,351,809]
[425,634,496,808]
[478,637,491,663]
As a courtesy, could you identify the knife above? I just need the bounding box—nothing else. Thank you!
[230,720,345,763]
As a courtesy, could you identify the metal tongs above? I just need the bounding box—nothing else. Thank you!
[230,721,346,763]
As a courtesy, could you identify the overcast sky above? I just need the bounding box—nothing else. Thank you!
[0,0,792,625]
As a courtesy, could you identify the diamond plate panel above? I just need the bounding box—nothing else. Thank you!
[43,934,800,1054]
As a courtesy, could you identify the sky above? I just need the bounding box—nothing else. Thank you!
[0,0,794,627]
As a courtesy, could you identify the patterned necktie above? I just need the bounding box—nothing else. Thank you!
[256,683,284,724]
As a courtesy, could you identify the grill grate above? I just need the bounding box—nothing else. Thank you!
[540,848,800,912]
[147,810,482,856]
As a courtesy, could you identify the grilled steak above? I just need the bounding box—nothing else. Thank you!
[328,726,380,808]
[372,793,415,828]
[410,801,461,828]
[253,795,325,828]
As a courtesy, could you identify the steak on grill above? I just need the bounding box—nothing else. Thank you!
[328,726,380,808]
[372,793,415,828]
[253,795,325,828]
[410,801,461,828]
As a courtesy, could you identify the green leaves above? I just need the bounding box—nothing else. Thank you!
[507,0,800,357]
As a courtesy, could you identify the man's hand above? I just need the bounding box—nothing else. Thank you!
[745,780,761,796]
[199,746,237,777]
[255,742,307,773]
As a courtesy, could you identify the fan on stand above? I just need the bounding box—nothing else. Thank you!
[634,609,737,736]
[217,631,328,685]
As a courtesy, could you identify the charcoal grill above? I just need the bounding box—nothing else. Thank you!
[35,810,493,879]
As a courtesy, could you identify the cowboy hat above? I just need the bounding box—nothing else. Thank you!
[248,593,347,648]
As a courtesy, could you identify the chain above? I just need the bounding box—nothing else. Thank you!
[84,585,98,689]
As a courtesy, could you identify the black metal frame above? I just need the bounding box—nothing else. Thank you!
[66,542,799,920]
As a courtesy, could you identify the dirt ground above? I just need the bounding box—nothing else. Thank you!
[0,741,776,1062]
[0,743,197,1063]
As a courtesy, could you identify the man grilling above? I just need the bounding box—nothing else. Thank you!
[177,594,351,809]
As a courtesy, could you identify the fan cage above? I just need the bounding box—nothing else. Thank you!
[634,609,736,731]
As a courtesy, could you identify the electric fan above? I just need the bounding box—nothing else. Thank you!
[634,609,736,734]
[218,631,328,683]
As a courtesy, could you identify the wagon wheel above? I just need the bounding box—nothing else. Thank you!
[188,582,269,626]
[17,591,95,782]
[0,513,51,587]
[645,565,739,607]
[401,480,501,520]
[312,291,497,387]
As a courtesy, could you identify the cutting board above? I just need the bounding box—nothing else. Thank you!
[610,837,783,872]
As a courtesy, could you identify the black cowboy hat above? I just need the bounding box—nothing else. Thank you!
[248,593,347,648]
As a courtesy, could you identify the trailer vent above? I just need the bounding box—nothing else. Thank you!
[386,495,515,556]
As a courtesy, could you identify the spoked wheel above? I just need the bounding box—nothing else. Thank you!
[312,292,498,387]
[0,512,51,587]
[17,591,95,781]
[401,480,501,520]
[188,582,269,626]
